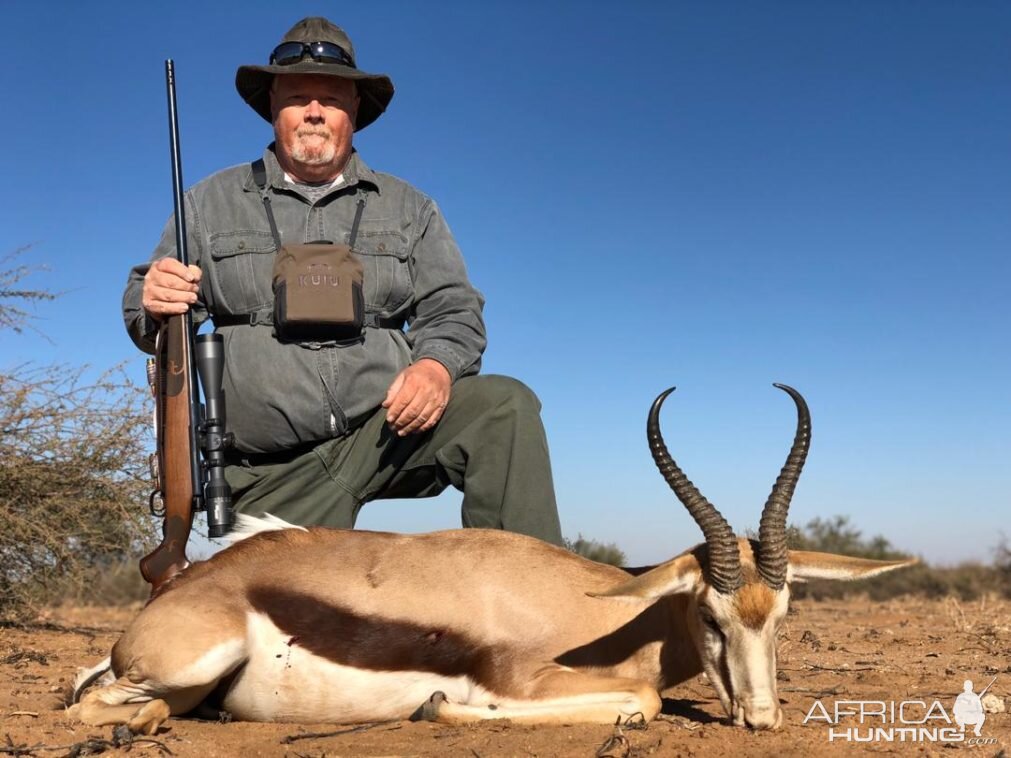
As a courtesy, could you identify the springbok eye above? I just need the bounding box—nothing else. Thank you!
[699,610,722,635]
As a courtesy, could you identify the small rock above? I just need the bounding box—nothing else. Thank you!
[111,724,134,746]
[800,630,821,649]
[982,694,1005,714]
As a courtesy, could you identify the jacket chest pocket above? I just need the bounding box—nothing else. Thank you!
[208,230,276,313]
[354,229,412,312]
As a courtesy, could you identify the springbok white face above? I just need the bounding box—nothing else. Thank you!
[596,540,910,729]
[688,550,790,730]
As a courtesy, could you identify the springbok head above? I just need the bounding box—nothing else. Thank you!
[594,384,914,730]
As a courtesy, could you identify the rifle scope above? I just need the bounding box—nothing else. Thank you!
[195,333,234,538]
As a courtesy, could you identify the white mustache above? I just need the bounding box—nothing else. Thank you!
[296,127,331,139]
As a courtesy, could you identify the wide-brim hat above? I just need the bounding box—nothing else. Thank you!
[236,17,394,131]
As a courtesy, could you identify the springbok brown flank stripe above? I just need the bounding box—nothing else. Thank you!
[248,586,509,692]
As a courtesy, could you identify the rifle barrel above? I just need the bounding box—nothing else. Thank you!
[165,59,204,510]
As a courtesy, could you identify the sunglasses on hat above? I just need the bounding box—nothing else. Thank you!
[270,41,355,68]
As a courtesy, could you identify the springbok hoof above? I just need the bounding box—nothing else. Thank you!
[127,699,171,735]
[409,691,448,722]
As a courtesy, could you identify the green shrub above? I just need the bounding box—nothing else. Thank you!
[564,534,627,567]
[784,516,1010,600]
[0,248,156,620]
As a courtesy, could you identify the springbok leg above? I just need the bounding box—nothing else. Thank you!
[414,666,662,726]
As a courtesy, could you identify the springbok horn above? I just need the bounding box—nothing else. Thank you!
[756,383,812,590]
[648,387,743,595]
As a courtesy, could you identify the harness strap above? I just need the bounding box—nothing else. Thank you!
[213,311,401,330]
[349,197,366,250]
[251,158,283,251]
[252,158,366,250]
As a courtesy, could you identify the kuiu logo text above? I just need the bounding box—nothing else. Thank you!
[298,264,340,288]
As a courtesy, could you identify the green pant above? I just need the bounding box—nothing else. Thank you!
[224,374,563,545]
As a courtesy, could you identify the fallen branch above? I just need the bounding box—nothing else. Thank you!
[621,712,648,730]
[805,664,874,673]
[0,621,116,637]
[595,732,630,758]
[280,722,399,744]
[1,652,48,667]
[0,734,173,757]
[780,686,841,697]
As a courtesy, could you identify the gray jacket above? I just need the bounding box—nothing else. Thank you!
[123,147,486,454]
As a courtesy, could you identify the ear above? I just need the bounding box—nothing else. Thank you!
[787,550,917,583]
[589,553,703,601]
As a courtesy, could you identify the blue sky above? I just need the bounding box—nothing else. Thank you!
[1,2,1007,566]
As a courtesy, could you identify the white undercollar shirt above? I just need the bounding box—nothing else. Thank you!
[284,172,346,204]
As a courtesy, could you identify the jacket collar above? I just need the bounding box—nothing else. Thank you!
[243,145,381,196]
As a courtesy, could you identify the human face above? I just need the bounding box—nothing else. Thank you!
[270,74,359,182]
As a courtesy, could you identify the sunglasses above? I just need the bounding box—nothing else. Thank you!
[270,41,355,68]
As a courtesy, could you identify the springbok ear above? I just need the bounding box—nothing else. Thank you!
[588,553,703,601]
[787,550,917,583]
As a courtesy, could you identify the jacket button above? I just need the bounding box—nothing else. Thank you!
[238,241,246,250]
[378,243,386,252]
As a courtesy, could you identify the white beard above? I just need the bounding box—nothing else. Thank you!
[291,131,337,166]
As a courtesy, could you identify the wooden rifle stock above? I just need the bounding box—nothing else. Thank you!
[141,59,204,594]
[140,315,199,590]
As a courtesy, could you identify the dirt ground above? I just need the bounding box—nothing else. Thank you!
[2,597,1008,757]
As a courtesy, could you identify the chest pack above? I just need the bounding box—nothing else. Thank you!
[259,158,365,343]
[211,158,401,343]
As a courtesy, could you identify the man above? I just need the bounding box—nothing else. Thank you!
[953,680,985,737]
[123,17,562,544]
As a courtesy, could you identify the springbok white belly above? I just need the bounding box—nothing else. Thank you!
[221,611,494,722]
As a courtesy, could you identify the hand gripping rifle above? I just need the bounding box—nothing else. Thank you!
[141,60,234,594]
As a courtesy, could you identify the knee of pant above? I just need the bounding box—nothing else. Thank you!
[478,375,542,414]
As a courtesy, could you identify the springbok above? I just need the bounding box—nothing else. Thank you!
[71,384,913,734]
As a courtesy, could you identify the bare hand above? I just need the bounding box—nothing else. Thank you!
[382,358,452,436]
[142,258,202,320]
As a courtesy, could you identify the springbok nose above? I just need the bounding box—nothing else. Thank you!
[744,707,783,730]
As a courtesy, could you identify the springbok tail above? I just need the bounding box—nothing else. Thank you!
[72,657,113,702]
[219,513,308,546]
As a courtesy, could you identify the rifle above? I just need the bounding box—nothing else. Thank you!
[978,676,997,700]
[141,59,234,594]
